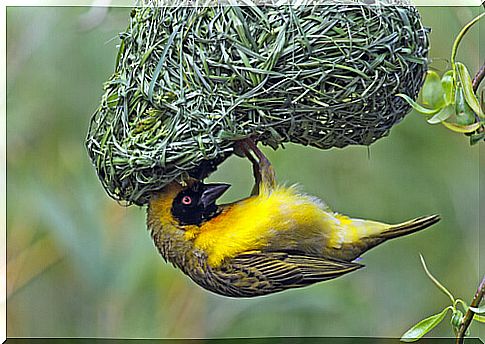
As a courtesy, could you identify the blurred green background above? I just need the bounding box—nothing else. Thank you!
[6,5,484,340]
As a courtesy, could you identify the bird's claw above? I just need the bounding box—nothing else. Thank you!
[236,138,276,194]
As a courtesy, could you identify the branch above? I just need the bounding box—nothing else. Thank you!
[472,63,485,93]
[472,3,485,93]
[456,275,485,344]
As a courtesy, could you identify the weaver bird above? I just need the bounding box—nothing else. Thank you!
[147,139,440,297]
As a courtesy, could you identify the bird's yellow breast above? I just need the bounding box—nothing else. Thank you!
[192,186,336,267]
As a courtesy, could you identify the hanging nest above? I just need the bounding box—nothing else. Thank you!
[86,0,429,206]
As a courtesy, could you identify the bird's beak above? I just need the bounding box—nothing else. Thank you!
[199,183,231,208]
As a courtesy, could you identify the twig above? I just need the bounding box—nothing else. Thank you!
[456,275,485,344]
[475,2,485,92]
[456,9,485,343]
[472,63,485,93]
[472,3,485,93]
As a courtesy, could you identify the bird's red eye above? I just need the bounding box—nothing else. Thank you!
[181,196,192,205]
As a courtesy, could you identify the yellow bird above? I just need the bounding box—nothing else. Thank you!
[147,140,440,297]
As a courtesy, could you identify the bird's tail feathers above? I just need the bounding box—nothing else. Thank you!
[381,214,440,240]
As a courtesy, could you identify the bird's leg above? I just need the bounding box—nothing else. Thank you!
[237,138,276,194]
[236,140,262,195]
[245,139,276,191]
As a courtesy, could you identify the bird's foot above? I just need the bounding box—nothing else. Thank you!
[236,138,276,194]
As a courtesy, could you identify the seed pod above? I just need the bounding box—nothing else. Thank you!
[451,309,464,329]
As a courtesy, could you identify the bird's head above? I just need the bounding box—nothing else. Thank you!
[148,179,231,229]
[171,181,231,225]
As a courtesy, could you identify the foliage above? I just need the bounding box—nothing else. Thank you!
[398,12,485,145]
[401,255,483,342]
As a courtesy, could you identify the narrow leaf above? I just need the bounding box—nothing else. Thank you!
[456,299,469,310]
[441,70,455,105]
[427,105,454,124]
[401,308,451,342]
[422,71,445,108]
[451,13,485,66]
[469,305,485,314]
[455,87,476,125]
[456,62,484,117]
[442,121,481,133]
[473,314,485,323]
[148,24,180,102]
[140,43,159,66]
[115,39,125,72]
[420,254,455,303]
[397,94,441,115]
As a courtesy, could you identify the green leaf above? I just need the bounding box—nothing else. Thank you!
[473,314,485,323]
[419,254,455,303]
[427,105,454,124]
[140,43,159,66]
[456,62,484,117]
[401,308,451,342]
[442,121,481,133]
[114,39,125,72]
[455,87,477,125]
[469,305,485,314]
[422,71,445,108]
[148,24,180,102]
[470,131,485,145]
[451,13,485,66]
[397,94,441,115]
[456,299,469,311]
[441,70,455,105]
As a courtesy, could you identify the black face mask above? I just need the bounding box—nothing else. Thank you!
[171,182,231,226]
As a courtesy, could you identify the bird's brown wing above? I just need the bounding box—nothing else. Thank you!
[205,251,363,297]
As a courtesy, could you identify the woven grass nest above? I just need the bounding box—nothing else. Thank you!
[86,0,429,206]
